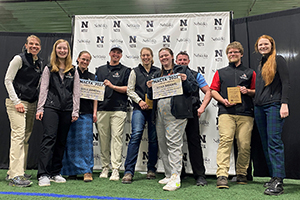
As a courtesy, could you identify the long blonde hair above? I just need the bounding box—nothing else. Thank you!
[50,39,73,73]
[255,35,277,86]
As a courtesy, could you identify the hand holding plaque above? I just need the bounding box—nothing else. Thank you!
[227,87,242,104]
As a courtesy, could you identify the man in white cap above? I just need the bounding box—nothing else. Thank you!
[95,45,131,181]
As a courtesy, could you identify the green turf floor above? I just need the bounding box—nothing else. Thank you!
[0,169,300,200]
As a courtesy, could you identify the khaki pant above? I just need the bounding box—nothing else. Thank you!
[96,111,127,170]
[5,98,36,179]
[216,114,254,177]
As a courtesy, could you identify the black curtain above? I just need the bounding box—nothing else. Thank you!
[0,32,71,169]
[233,7,300,179]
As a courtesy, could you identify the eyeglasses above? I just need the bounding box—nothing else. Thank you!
[228,51,240,54]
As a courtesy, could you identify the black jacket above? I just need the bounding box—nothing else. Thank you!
[254,55,290,106]
[95,62,131,112]
[132,64,160,110]
[148,65,198,119]
[13,52,43,103]
[44,65,76,111]
[78,67,95,114]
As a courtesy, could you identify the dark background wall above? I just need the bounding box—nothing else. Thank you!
[1,7,300,178]
[0,32,71,169]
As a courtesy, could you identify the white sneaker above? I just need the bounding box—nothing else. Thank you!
[158,177,171,184]
[163,174,181,191]
[50,174,66,183]
[99,168,109,178]
[109,169,119,181]
[38,176,50,187]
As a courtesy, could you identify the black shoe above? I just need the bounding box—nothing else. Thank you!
[68,175,78,180]
[196,176,207,186]
[9,176,33,187]
[236,174,247,185]
[217,176,229,189]
[263,177,276,188]
[264,177,284,196]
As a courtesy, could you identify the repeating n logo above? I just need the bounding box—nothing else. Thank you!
[146,20,154,32]
[180,19,188,31]
[197,34,205,46]
[81,21,88,32]
[129,36,137,48]
[197,66,205,74]
[96,36,104,48]
[163,35,170,47]
[113,20,121,32]
[215,49,223,62]
[214,18,222,30]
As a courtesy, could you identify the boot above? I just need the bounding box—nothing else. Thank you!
[264,177,284,196]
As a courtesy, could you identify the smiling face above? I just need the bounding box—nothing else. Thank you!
[109,48,122,65]
[77,53,91,71]
[141,49,153,66]
[176,54,190,65]
[257,38,272,55]
[55,42,69,59]
[159,50,173,70]
[25,37,41,56]
[227,48,243,65]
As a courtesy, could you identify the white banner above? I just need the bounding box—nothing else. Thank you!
[73,12,235,175]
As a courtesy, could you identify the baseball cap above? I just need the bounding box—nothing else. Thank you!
[110,44,122,53]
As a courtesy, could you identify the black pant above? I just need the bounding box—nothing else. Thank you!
[37,108,72,178]
[184,109,206,179]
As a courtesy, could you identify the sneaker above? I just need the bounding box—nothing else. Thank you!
[99,168,109,178]
[217,176,229,189]
[146,171,156,179]
[236,174,247,185]
[264,177,284,196]
[158,177,171,184]
[196,176,207,186]
[50,174,66,183]
[122,173,132,184]
[264,177,276,188]
[38,176,50,187]
[24,174,32,180]
[84,173,93,182]
[163,174,181,191]
[9,176,33,187]
[109,169,119,181]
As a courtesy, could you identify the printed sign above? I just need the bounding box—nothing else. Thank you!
[152,74,183,99]
[80,79,105,101]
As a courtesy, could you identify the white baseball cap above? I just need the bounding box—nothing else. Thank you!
[110,44,123,53]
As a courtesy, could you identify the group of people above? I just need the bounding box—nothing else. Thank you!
[4,34,289,196]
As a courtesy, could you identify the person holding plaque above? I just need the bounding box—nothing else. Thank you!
[210,41,256,189]
[175,51,212,186]
[95,45,131,181]
[4,35,43,187]
[147,48,198,191]
[61,51,97,182]
[36,39,80,186]
[254,35,290,196]
[122,47,160,184]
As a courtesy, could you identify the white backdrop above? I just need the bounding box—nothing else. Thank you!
[72,12,235,175]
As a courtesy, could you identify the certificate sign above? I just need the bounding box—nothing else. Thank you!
[152,74,183,99]
[80,79,105,101]
[227,87,242,104]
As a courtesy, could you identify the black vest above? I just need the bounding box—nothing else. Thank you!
[44,65,75,111]
[189,68,201,110]
[78,67,95,114]
[132,64,160,110]
[13,52,43,103]
[95,62,131,111]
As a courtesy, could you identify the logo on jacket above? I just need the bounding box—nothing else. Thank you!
[112,72,120,78]
[65,72,74,79]
[240,73,248,80]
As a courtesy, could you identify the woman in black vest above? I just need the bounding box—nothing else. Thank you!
[4,35,43,187]
[61,51,97,182]
[36,39,80,187]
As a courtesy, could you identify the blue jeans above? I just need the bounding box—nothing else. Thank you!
[124,109,158,176]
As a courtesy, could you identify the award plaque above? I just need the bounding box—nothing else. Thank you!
[227,87,242,104]
[145,94,153,109]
